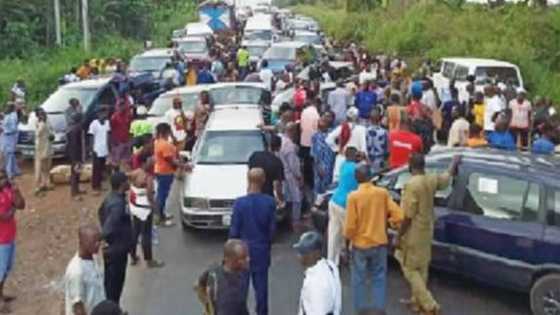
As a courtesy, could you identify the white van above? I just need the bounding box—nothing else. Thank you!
[185,22,213,39]
[244,14,274,43]
[432,57,524,103]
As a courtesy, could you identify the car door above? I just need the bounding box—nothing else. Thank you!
[443,166,545,290]
[543,188,560,266]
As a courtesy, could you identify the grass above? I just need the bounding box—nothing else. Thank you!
[295,2,560,102]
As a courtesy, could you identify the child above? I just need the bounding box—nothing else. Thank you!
[467,123,488,148]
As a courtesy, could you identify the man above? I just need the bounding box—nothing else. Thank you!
[354,82,377,123]
[67,113,85,201]
[197,63,216,85]
[294,231,341,315]
[1,104,20,179]
[91,301,124,315]
[237,46,250,80]
[388,116,423,169]
[164,97,191,152]
[34,108,53,195]
[396,153,460,315]
[279,123,304,229]
[300,101,320,195]
[483,85,504,134]
[366,107,388,173]
[447,105,469,147]
[532,122,556,155]
[109,100,133,171]
[10,80,25,104]
[421,80,437,112]
[195,240,250,315]
[327,81,351,125]
[64,225,105,315]
[311,115,336,196]
[77,60,92,80]
[0,170,24,313]
[98,172,133,304]
[259,60,274,91]
[487,113,516,151]
[344,165,403,313]
[65,98,83,129]
[509,89,532,148]
[89,109,111,194]
[229,168,276,315]
[248,134,285,205]
[327,147,359,266]
[129,106,152,140]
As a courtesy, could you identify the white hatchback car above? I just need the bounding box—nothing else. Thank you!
[181,107,266,229]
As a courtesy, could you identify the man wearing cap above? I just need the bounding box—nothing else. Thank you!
[508,88,532,149]
[344,164,403,313]
[294,231,341,315]
[229,168,276,315]
[164,98,192,152]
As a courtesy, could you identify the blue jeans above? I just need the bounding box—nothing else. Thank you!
[156,174,174,218]
[0,242,15,281]
[3,151,20,179]
[351,245,387,312]
[242,268,269,315]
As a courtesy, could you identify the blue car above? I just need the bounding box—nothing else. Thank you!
[376,148,560,315]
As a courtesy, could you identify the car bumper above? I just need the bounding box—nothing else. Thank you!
[181,207,232,230]
[17,142,66,159]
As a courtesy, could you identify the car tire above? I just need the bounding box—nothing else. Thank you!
[530,273,560,315]
[181,219,189,231]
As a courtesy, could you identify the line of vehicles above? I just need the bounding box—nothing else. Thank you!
[14,2,558,313]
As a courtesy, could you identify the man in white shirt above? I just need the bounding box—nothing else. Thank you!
[164,97,191,151]
[327,82,352,125]
[484,85,504,133]
[64,225,105,315]
[294,231,341,315]
[421,82,438,112]
[259,60,274,91]
[88,110,111,194]
[447,105,470,147]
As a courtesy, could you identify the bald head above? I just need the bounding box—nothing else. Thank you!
[224,239,249,272]
[78,224,101,258]
[355,164,371,183]
[248,168,266,192]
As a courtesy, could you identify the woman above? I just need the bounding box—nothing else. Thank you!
[34,108,53,195]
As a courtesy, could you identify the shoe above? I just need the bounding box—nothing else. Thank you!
[160,219,175,228]
[147,260,165,268]
[164,214,175,220]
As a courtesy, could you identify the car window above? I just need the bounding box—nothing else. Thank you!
[264,46,295,60]
[393,168,452,201]
[42,87,97,113]
[475,66,520,86]
[149,93,199,116]
[130,56,171,72]
[464,172,540,221]
[209,86,265,105]
[177,41,207,54]
[454,65,469,81]
[547,190,560,226]
[196,130,265,164]
[442,62,455,79]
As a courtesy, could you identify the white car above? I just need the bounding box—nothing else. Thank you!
[185,22,213,39]
[181,107,266,229]
[432,57,524,104]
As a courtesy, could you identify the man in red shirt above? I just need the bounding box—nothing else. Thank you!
[0,170,25,313]
[110,97,133,171]
[388,117,423,169]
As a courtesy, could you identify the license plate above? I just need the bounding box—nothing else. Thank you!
[222,214,232,226]
[22,150,33,156]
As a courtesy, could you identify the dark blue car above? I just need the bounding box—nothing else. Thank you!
[376,148,560,315]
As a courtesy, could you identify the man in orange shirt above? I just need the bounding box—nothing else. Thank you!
[344,164,403,313]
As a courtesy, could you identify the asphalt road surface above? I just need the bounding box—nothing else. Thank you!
[122,181,532,315]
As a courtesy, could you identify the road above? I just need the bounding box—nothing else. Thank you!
[121,180,532,315]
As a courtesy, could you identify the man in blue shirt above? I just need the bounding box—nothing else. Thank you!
[354,82,377,122]
[532,122,556,155]
[488,114,516,151]
[229,168,276,315]
[327,146,359,266]
[197,62,216,84]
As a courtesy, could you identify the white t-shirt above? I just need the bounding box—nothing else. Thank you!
[64,254,105,315]
[88,119,111,157]
[484,96,504,131]
[421,89,437,112]
[298,258,341,315]
[165,108,188,142]
[259,68,274,91]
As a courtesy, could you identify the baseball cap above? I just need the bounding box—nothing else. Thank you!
[346,107,359,120]
[293,231,323,255]
[136,105,148,116]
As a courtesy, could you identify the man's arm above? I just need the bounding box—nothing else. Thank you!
[397,183,418,242]
[269,200,277,241]
[100,203,122,243]
[325,126,341,153]
[437,155,461,190]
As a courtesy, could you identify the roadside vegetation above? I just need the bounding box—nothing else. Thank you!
[0,0,196,107]
[295,2,560,102]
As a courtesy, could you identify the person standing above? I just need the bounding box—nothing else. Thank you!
[278,123,303,229]
[259,60,274,92]
[248,134,285,206]
[388,117,423,170]
[0,170,24,313]
[447,105,470,148]
[366,107,388,173]
[1,104,20,179]
[98,172,133,305]
[197,63,216,85]
[237,46,250,80]
[532,122,556,155]
[65,98,83,129]
[327,146,359,266]
[229,168,276,315]
[396,153,460,315]
[34,108,53,196]
[293,231,341,315]
[89,109,111,195]
[64,225,106,315]
[487,114,516,151]
[509,89,532,148]
[354,82,377,124]
[344,165,403,313]
[164,98,190,152]
[300,101,320,196]
[483,85,504,135]
[67,113,85,201]
[109,100,133,171]
[310,115,336,196]
[327,81,351,125]
[195,240,250,315]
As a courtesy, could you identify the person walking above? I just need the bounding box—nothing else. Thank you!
[88,109,111,195]
[248,134,285,206]
[396,153,460,315]
[279,122,303,230]
[344,165,403,313]
[109,99,133,172]
[327,146,359,266]
[67,113,85,201]
[34,108,53,196]
[98,172,133,305]
[0,170,24,313]
[1,104,20,179]
[64,225,106,315]
[229,168,276,315]
[293,231,341,315]
[310,115,336,196]
[365,107,388,173]
[195,239,250,315]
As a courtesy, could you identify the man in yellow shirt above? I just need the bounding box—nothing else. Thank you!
[344,164,403,313]
[471,91,485,129]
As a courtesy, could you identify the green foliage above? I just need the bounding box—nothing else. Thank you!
[295,3,560,102]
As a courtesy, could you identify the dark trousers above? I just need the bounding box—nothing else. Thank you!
[131,214,153,261]
[92,155,106,190]
[243,269,269,315]
[70,161,80,196]
[510,127,529,148]
[103,250,128,304]
[299,146,314,189]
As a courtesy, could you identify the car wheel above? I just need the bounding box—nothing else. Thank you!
[181,219,189,231]
[531,273,560,315]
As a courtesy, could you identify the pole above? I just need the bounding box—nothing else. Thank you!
[81,0,90,51]
[54,0,62,46]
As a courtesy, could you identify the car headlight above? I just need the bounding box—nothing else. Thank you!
[184,197,209,209]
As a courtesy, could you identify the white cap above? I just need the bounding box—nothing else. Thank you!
[497,82,507,91]
[136,105,148,115]
[516,87,526,94]
[346,107,359,121]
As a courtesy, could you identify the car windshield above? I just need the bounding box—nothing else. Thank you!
[130,56,171,72]
[475,67,520,86]
[245,31,272,41]
[247,46,268,57]
[264,46,295,60]
[177,41,207,54]
[149,93,199,116]
[197,130,264,164]
[293,34,321,45]
[42,87,98,113]
[210,86,265,105]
